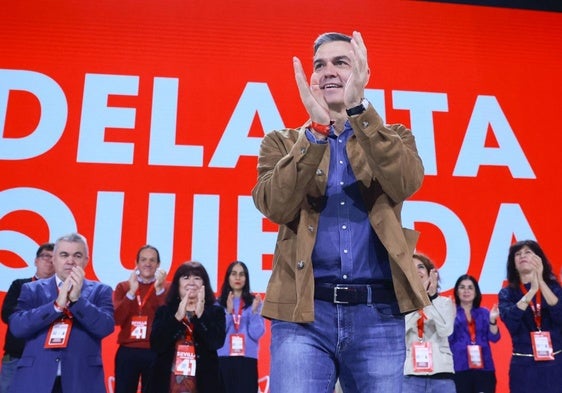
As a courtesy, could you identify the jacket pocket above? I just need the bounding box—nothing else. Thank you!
[17,356,34,368]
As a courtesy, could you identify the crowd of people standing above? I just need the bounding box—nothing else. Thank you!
[2,235,561,393]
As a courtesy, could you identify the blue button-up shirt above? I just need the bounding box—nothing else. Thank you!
[306,124,391,284]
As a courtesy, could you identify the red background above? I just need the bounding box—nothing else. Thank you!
[2,1,562,392]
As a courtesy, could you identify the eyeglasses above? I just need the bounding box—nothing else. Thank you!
[38,253,53,260]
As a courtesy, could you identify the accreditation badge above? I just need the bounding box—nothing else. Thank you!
[174,344,197,376]
[467,344,484,369]
[44,319,73,348]
[531,331,554,361]
[412,341,433,372]
[130,315,148,339]
[229,333,246,356]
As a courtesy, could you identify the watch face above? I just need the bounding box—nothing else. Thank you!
[361,98,369,110]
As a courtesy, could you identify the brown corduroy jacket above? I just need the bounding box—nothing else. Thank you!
[252,105,430,322]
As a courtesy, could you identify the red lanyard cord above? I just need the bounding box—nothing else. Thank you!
[136,284,155,315]
[520,283,542,330]
[417,309,427,340]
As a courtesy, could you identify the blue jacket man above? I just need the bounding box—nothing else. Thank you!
[9,233,114,393]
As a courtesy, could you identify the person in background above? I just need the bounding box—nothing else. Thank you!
[449,274,500,393]
[498,240,562,393]
[113,245,169,393]
[217,261,265,393]
[148,261,225,393]
[8,233,114,393]
[403,253,456,393]
[0,243,55,393]
[251,30,428,393]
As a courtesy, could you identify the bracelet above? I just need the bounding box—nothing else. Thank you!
[428,292,438,301]
[310,121,331,136]
[489,320,497,326]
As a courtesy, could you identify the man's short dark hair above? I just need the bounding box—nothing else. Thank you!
[313,32,352,54]
[36,242,54,258]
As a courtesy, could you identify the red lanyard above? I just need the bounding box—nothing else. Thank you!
[232,299,245,332]
[520,284,542,330]
[417,309,427,340]
[182,317,194,342]
[136,284,155,315]
[467,315,477,344]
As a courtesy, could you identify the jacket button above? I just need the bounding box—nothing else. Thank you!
[307,225,314,232]
[300,147,306,154]
[316,169,324,176]
[297,261,305,270]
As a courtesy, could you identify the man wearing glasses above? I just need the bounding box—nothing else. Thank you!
[0,242,55,393]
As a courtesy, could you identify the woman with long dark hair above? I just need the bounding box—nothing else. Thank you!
[148,261,226,393]
[217,261,265,393]
[498,240,562,393]
[449,274,500,392]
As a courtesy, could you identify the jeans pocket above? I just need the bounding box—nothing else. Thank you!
[373,301,402,319]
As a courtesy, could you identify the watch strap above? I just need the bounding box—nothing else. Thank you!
[346,98,369,116]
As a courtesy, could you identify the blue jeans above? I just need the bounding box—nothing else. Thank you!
[0,357,19,393]
[402,375,456,393]
[269,299,405,393]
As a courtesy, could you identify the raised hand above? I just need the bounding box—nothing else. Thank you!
[343,31,370,108]
[293,56,331,126]
[128,270,139,296]
[226,291,235,314]
[252,293,263,314]
[154,268,167,292]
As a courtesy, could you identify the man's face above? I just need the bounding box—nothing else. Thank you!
[311,40,354,108]
[136,248,159,280]
[53,240,88,280]
[34,249,55,279]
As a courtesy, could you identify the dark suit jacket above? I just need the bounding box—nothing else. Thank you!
[8,276,114,393]
[1,278,33,358]
[149,303,226,393]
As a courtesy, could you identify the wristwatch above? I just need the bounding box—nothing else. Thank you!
[346,98,369,116]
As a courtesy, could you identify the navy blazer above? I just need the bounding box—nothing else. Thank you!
[8,276,114,393]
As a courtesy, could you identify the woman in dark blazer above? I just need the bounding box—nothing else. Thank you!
[149,261,226,393]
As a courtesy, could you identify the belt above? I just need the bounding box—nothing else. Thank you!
[513,349,562,357]
[314,283,396,305]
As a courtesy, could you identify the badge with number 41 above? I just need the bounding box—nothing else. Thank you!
[130,315,148,340]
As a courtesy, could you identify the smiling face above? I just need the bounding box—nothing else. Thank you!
[179,274,203,300]
[136,248,159,281]
[457,279,476,305]
[311,40,354,109]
